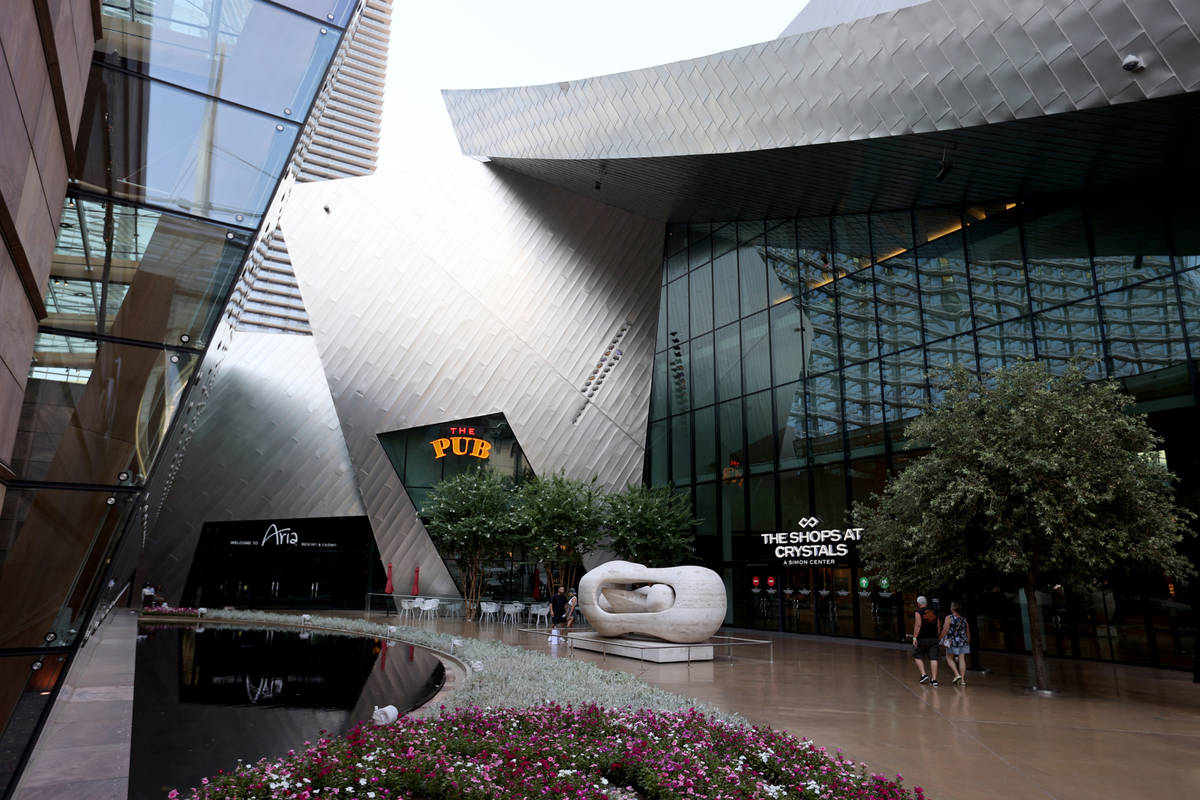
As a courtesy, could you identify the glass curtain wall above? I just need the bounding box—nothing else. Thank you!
[648,195,1199,670]
[0,2,349,793]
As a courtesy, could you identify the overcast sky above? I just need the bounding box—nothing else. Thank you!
[377,1,809,169]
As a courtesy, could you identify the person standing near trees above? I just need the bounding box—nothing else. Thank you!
[940,602,970,685]
[548,585,569,642]
[911,595,940,687]
[565,588,579,630]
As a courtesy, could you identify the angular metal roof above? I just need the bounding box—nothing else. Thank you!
[443,0,1200,220]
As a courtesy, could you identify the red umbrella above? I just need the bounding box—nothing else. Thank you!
[384,562,394,594]
[412,566,420,596]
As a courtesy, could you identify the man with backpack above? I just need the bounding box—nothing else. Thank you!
[911,595,941,687]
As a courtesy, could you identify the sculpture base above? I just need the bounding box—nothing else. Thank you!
[567,632,713,662]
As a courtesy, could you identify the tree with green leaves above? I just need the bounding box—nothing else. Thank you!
[604,484,698,567]
[854,360,1194,691]
[421,467,518,620]
[513,472,605,593]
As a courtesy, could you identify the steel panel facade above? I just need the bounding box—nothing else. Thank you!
[280,166,665,597]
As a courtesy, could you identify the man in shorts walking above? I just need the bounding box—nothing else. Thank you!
[911,595,941,687]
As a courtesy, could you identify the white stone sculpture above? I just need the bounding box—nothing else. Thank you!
[577,561,726,643]
[372,704,399,725]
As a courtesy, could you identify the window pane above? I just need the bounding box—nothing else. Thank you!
[75,69,299,227]
[741,311,770,394]
[775,382,805,469]
[843,360,885,456]
[966,208,1028,326]
[689,232,712,270]
[881,350,927,423]
[655,283,668,352]
[1033,301,1104,377]
[0,652,61,796]
[770,301,805,385]
[916,208,970,338]
[832,215,871,277]
[694,406,718,482]
[665,223,687,257]
[100,0,338,119]
[713,249,739,327]
[748,475,777,532]
[870,211,913,264]
[719,399,744,479]
[849,456,888,506]
[876,255,923,356]
[694,482,718,537]
[738,222,768,317]
[805,281,840,374]
[745,390,774,474]
[647,419,668,486]
[765,220,798,306]
[667,274,689,343]
[712,222,737,259]
[666,248,689,282]
[926,331,977,373]
[721,481,745,535]
[267,0,357,26]
[812,463,847,527]
[1089,199,1173,293]
[839,267,877,363]
[1024,202,1095,311]
[806,373,842,458]
[977,318,1035,374]
[14,335,195,483]
[690,261,714,336]
[779,470,811,527]
[47,196,248,348]
[715,323,741,402]
[667,339,690,415]
[671,414,691,486]
[691,332,714,408]
[650,351,668,420]
[1178,267,1200,351]
[1101,276,1187,377]
[0,487,135,647]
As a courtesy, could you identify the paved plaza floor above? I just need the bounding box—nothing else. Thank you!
[430,618,1200,800]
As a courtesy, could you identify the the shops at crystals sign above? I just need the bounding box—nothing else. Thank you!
[759,516,865,566]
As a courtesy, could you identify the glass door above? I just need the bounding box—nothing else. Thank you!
[782,567,814,633]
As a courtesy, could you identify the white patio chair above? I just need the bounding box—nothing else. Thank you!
[501,603,519,624]
[420,598,440,621]
[478,601,499,623]
[530,603,550,628]
[398,598,417,622]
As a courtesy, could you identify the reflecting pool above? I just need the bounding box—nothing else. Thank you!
[131,624,443,798]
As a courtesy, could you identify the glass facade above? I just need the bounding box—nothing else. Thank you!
[648,196,1200,669]
[0,1,351,793]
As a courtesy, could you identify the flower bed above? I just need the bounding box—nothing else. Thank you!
[172,705,920,800]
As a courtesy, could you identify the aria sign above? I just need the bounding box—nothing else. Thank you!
[759,516,865,566]
[429,426,493,460]
[228,524,337,549]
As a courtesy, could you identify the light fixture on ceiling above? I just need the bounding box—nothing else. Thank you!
[935,150,952,182]
[1121,54,1145,72]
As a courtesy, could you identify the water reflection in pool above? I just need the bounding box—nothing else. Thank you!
[131,624,443,799]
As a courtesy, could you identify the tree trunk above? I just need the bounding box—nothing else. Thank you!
[465,558,481,621]
[1024,567,1051,691]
